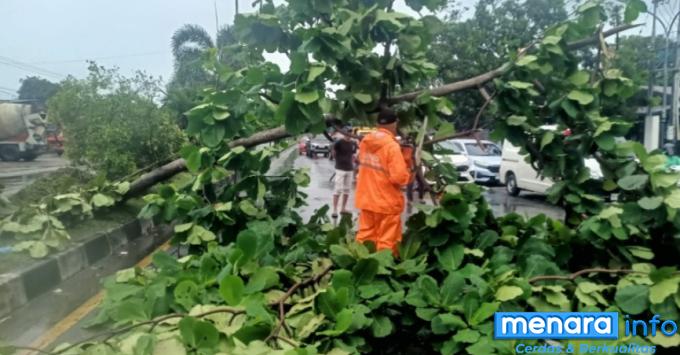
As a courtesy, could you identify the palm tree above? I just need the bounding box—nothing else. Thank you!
[166,24,239,117]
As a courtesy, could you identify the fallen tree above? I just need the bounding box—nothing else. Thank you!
[125,23,639,198]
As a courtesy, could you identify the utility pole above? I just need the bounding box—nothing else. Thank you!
[646,0,658,132]
[673,8,680,153]
[235,0,239,16]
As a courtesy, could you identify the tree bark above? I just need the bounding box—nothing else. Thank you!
[126,126,293,197]
[387,23,640,104]
[125,23,640,197]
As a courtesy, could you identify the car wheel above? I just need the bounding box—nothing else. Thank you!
[505,172,520,196]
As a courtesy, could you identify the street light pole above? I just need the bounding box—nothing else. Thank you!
[646,0,659,141]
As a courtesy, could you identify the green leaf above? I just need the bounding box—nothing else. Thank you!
[650,277,680,304]
[628,246,654,260]
[187,225,216,244]
[179,317,220,349]
[495,285,523,302]
[665,190,680,209]
[295,90,320,104]
[441,273,465,306]
[174,280,200,310]
[115,268,136,283]
[244,267,279,294]
[174,222,193,233]
[516,55,537,66]
[219,275,245,306]
[567,90,594,105]
[14,241,49,258]
[507,115,526,126]
[652,173,679,189]
[431,314,466,334]
[615,285,649,314]
[617,174,648,191]
[307,65,326,82]
[470,302,499,325]
[92,193,115,208]
[568,71,589,86]
[508,81,533,89]
[353,92,372,104]
[540,132,555,150]
[561,99,579,118]
[417,275,440,305]
[239,200,259,216]
[236,229,258,262]
[436,244,464,270]
[638,196,663,210]
[212,109,231,121]
[453,329,480,343]
[624,0,647,23]
[352,258,379,285]
[201,124,225,147]
[320,308,352,336]
[371,315,393,338]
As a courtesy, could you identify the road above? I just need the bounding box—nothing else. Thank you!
[294,151,564,221]
[0,154,68,197]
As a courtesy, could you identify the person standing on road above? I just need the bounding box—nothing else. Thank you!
[331,132,356,218]
[355,107,411,255]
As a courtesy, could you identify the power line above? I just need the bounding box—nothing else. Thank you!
[29,50,169,65]
[0,56,66,79]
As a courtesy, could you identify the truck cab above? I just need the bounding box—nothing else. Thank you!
[0,102,48,161]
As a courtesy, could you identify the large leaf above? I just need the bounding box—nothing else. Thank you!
[617,175,648,191]
[352,258,379,285]
[469,302,499,325]
[219,275,245,306]
[436,244,464,270]
[649,277,680,304]
[92,193,115,207]
[495,285,523,302]
[567,90,594,105]
[615,285,649,314]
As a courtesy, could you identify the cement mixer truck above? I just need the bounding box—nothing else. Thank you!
[0,101,48,161]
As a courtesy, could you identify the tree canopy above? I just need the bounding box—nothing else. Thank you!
[48,63,185,179]
[16,76,60,105]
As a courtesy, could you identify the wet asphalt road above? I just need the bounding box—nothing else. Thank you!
[0,154,68,197]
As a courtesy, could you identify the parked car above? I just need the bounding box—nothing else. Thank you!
[500,138,603,196]
[306,137,331,158]
[434,139,502,184]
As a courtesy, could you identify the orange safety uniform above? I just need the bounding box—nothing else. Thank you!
[355,128,411,255]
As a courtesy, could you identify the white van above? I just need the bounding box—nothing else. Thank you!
[499,139,603,196]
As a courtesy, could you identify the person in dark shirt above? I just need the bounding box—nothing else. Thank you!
[331,133,356,218]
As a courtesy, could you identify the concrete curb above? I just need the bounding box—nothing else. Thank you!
[0,218,171,319]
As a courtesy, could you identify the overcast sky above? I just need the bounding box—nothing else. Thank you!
[0,0,656,100]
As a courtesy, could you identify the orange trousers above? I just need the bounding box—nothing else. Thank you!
[356,210,402,255]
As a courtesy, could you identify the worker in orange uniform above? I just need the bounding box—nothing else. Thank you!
[355,107,411,255]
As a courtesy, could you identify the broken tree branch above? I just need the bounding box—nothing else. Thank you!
[264,265,333,345]
[387,23,640,104]
[124,24,640,196]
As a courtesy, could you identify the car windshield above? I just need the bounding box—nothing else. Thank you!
[465,143,501,156]
[436,140,464,154]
